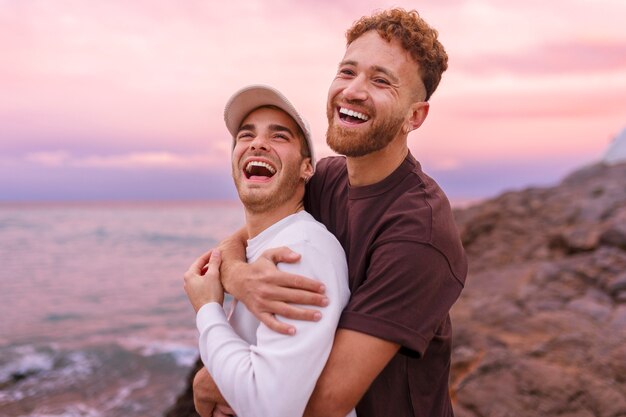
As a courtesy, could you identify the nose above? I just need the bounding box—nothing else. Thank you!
[342,73,368,102]
[249,134,270,152]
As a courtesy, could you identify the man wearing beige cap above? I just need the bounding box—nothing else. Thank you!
[183,85,354,417]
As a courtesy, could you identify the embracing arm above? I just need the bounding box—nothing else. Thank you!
[183,240,326,416]
[183,250,229,416]
[198,241,350,417]
[304,329,400,417]
[306,241,465,416]
[218,228,329,335]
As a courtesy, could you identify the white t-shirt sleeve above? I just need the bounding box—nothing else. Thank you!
[196,241,351,417]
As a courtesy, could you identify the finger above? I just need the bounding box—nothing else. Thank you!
[270,301,323,322]
[206,249,222,274]
[190,249,214,274]
[272,271,326,294]
[262,246,301,264]
[259,312,296,335]
[220,406,235,414]
[269,286,329,307]
[215,405,235,415]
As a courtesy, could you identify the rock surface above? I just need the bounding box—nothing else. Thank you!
[166,162,626,417]
[451,162,626,417]
[164,359,202,417]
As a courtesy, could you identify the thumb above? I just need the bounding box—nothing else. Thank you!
[206,249,222,274]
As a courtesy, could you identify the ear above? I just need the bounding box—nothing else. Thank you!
[405,101,430,133]
[300,157,314,180]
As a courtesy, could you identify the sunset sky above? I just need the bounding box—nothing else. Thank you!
[2,0,625,202]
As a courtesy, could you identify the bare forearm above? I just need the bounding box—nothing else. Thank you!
[304,329,400,417]
[218,227,248,297]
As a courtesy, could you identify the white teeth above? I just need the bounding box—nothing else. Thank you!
[246,160,276,174]
[339,107,369,121]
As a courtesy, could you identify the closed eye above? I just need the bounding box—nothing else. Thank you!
[237,132,254,141]
[338,68,355,77]
[373,77,391,86]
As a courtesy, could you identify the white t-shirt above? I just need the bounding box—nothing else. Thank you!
[196,210,355,417]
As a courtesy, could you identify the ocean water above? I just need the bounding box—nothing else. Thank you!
[0,201,244,417]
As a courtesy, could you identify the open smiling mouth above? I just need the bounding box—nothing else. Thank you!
[338,107,370,124]
[244,160,276,180]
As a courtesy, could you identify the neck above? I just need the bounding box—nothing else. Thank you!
[244,199,304,239]
[346,136,409,187]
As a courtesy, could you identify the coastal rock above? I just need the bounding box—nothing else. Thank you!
[451,162,626,416]
[164,358,202,417]
[165,163,626,417]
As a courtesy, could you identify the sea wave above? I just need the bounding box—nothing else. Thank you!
[0,344,99,403]
[0,345,55,385]
[0,342,191,417]
[26,403,102,417]
[120,337,198,367]
[0,202,238,416]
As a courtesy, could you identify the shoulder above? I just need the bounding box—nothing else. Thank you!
[305,156,348,216]
[316,155,346,173]
[270,212,344,258]
[377,163,468,285]
[310,156,347,185]
[271,212,349,298]
[379,165,451,240]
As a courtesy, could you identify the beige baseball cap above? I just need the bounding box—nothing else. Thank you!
[223,84,315,170]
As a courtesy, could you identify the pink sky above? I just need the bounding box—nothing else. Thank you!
[1,0,625,201]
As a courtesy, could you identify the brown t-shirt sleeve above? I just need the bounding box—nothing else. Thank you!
[338,240,463,356]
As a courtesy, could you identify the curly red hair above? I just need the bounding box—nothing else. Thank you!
[346,8,448,101]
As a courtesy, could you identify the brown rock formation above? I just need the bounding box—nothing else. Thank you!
[166,162,626,417]
[451,162,626,417]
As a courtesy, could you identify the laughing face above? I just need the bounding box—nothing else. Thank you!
[326,30,426,157]
[231,106,312,214]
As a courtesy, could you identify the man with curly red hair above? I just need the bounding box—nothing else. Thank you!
[193,8,467,417]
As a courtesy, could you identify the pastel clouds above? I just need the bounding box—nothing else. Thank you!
[24,150,221,170]
[0,0,344,154]
[1,0,626,200]
[459,40,626,75]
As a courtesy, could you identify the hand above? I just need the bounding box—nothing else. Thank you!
[226,246,329,335]
[213,404,235,416]
[193,368,217,417]
[184,249,224,312]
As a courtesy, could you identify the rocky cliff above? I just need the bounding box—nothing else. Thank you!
[451,162,626,417]
[166,162,626,417]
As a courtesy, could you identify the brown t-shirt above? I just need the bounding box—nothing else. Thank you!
[305,153,467,417]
